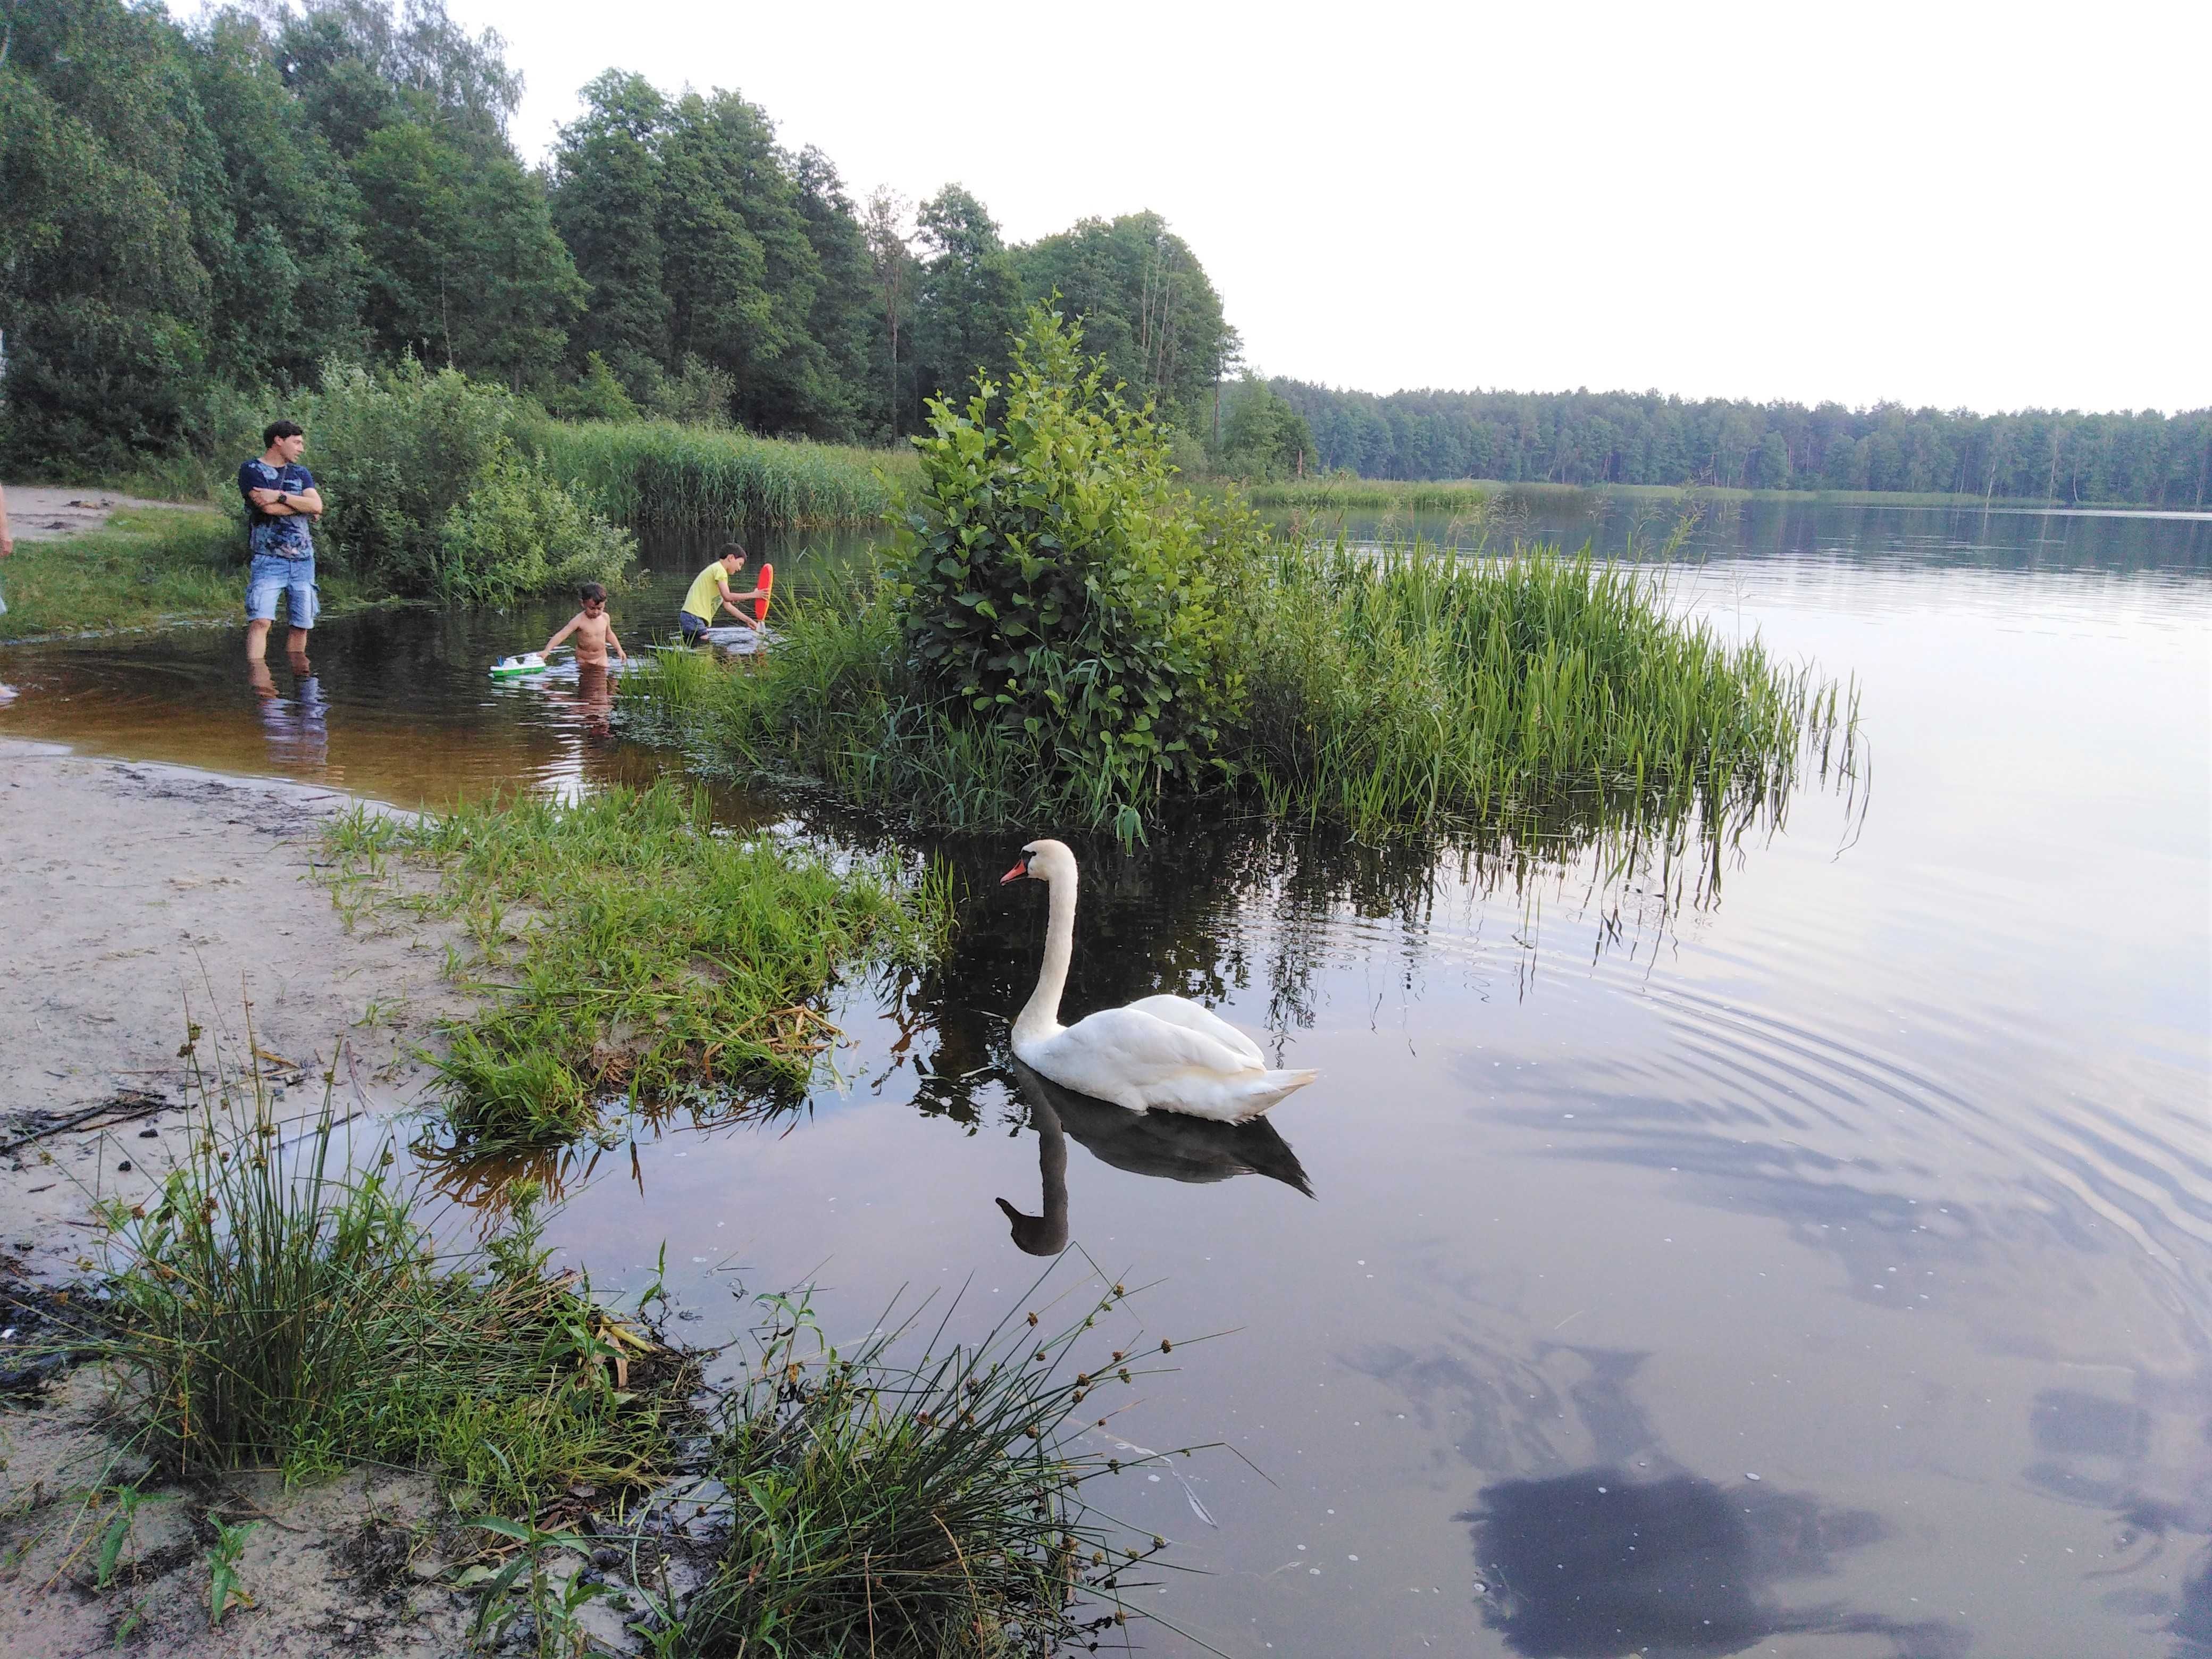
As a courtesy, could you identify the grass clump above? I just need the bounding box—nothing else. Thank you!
[0,507,371,640]
[323,782,950,1142]
[519,415,916,529]
[90,1028,688,1518]
[670,1273,1196,1658]
[622,535,1851,845]
[1231,538,1848,842]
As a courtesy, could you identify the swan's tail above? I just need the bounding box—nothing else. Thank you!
[1230,1068,1320,1122]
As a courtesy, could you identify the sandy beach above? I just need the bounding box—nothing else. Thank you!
[0,739,483,1657]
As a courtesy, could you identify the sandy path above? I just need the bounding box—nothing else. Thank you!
[2,485,209,543]
[0,739,486,1657]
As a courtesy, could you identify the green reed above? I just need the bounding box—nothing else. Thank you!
[518,417,918,529]
[321,783,951,1142]
[670,1270,1200,1658]
[1238,477,1498,512]
[83,1020,689,1515]
[621,537,1854,845]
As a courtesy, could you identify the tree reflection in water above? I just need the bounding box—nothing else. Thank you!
[1462,1469,1964,1659]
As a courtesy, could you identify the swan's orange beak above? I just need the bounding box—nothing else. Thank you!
[999,857,1029,885]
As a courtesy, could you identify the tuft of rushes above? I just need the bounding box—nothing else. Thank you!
[88,1025,688,1515]
[322,783,953,1142]
[673,1273,1197,1658]
[518,417,918,529]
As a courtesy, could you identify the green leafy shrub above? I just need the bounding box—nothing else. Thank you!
[301,355,635,601]
[437,449,636,605]
[892,305,1244,819]
[541,350,641,422]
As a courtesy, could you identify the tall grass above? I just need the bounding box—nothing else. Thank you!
[322,783,952,1142]
[620,538,1854,845]
[520,417,918,529]
[675,1271,1197,1657]
[1234,539,1849,843]
[1240,477,1498,512]
[87,1023,688,1515]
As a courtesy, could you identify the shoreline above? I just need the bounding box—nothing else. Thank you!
[0,738,484,1659]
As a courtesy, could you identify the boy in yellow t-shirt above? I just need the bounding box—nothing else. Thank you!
[679,544,767,645]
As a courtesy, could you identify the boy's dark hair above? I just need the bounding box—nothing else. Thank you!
[579,582,607,603]
[262,419,304,449]
[720,541,747,565]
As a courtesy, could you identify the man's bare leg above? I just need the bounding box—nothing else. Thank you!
[287,626,309,657]
[245,618,272,661]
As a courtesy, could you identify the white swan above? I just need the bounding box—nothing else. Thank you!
[1002,840,1318,1121]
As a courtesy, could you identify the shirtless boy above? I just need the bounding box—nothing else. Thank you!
[544,582,628,665]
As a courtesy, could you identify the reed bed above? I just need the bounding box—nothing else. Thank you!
[321,783,951,1143]
[519,417,918,529]
[1239,478,1498,512]
[83,1027,688,1515]
[621,538,1853,845]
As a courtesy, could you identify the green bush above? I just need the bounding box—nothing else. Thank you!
[892,305,1244,818]
[437,449,636,606]
[300,356,635,601]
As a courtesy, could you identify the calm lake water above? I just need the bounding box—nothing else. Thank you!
[5,502,2209,1657]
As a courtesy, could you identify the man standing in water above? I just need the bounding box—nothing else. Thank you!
[239,420,325,662]
[678,543,767,645]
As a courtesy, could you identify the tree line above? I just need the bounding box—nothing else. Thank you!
[1269,382,2212,508]
[4,0,2200,505]
[0,0,1238,471]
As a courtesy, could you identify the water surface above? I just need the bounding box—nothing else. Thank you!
[5,505,2208,1657]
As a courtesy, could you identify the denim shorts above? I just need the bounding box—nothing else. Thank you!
[245,554,317,629]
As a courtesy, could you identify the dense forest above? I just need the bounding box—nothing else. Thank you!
[0,0,1237,471]
[1270,382,2212,508]
[2,0,2201,502]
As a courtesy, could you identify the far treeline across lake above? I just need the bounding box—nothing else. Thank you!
[4,0,2206,507]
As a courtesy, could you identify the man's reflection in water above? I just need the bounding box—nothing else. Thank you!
[1462,1470,1965,1658]
[995,1062,1311,1256]
[247,650,327,769]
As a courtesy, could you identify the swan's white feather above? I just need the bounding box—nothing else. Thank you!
[1121,995,1266,1067]
[1016,1007,1314,1122]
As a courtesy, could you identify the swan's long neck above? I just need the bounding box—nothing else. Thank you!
[1015,864,1077,1042]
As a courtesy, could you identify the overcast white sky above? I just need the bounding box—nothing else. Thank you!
[434,0,2206,414]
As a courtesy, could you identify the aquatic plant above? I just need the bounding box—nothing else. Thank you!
[321,783,952,1141]
[669,1272,1199,1658]
[302,357,635,604]
[83,1023,690,1515]
[622,534,1851,845]
[518,415,915,529]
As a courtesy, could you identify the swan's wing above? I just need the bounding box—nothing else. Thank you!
[1122,995,1266,1067]
[1038,1007,1260,1103]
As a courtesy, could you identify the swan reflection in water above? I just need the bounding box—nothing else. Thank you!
[994,1061,1313,1256]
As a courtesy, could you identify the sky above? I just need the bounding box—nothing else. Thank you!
[432,0,2206,415]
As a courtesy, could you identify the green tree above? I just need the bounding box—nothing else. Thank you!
[910,186,1025,422]
[351,122,581,387]
[0,0,213,467]
[550,70,671,395]
[1013,212,1237,424]
[1217,377,1314,480]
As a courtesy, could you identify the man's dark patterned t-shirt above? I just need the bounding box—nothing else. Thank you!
[238,460,317,560]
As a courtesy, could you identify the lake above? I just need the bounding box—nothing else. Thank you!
[4,501,2208,1657]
